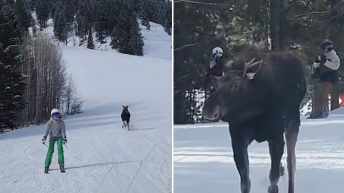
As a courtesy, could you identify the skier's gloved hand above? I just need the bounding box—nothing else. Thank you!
[42,136,46,144]
[315,56,321,63]
[320,54,327,64]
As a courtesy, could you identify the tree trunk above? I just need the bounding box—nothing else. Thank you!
[329,0,340,110]
[331,83,339,110]
[270,0,281,50]
[311,81,322,116]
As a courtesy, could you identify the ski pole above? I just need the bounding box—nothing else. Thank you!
[64,143,69,150]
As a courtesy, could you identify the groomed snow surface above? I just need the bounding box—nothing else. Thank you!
[0,24,172,193]
[174,111,344,193]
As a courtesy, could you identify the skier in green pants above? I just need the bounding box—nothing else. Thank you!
[42,109,67,173]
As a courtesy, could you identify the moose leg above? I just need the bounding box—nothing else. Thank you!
[268,138,284,193]
[231,137,251,193]
[285,120,299,193]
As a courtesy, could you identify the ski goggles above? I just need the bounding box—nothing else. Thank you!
[214,53,223,58]
[52,112,61,118]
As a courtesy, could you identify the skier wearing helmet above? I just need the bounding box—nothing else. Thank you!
[41,109,67,173]
[209,47,225,77]
[310,39,341,119]
[205,47,227,90]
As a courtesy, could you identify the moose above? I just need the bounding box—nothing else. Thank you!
[202,48,306,193]
[121,105,131,130]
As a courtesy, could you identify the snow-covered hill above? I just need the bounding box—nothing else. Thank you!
[0,22,172,193]
[174,112,344,193]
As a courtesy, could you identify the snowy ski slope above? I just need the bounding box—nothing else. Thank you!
[174,111,344,193]
[0,24,172,193]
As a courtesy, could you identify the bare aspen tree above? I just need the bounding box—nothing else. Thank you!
[19,33,82,127]
[62,75,83,115]
[20,34,67,125]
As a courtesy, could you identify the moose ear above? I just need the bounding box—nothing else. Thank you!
[122,105,125,108]
[245,59,262,80]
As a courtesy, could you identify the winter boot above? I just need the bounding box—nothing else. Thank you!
[60,165,65,173]
[44,167,49,174]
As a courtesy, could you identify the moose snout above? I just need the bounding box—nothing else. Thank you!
[202,105,221,122]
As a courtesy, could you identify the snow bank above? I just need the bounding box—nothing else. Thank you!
[175,112,344,193]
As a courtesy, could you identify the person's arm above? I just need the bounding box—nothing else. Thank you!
[323,53,340,70]
[42,121,51,141]
[209,60,216,69]
[313,55,322,68]
[61,121,67,140]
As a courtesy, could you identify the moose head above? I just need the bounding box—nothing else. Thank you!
[203,58,263,122]
[122,105,129,112]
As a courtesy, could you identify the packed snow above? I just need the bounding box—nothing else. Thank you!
[174,110,344,193]
[140,23,171,60]
[0,22,172,193]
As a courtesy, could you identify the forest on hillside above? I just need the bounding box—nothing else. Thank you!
[174,0,344,124]
[1,0,82,132]
[27,0,171,55]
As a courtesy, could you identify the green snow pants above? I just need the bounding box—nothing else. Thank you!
[44,138,64,167]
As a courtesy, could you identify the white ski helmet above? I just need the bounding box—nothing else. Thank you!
[51,108,61,116]
[212,47,223,57]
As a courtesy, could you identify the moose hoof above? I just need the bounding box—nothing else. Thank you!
[280,165,285,176]
[268,184,278,193]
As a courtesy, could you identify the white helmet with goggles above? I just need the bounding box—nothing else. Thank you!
[212,47,223,58]
[51,109,61,117]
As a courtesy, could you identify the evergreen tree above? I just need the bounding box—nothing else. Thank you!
[87,29,95,49]
[164,18,171,35]
[0,0,26,131]
[15,0,32,32]
[164,1,171,35]
[63,0,77,23]
[111,9,130,53]
[94,0,120,44]
[141,17,150,30]
[138,0,150,30]
[76,12,87,42]
[76,0,97,41]
[128,14,143,56]
[36,0,50,29]
[53,7,68,43]
[28,0,37,11]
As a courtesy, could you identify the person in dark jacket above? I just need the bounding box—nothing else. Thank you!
[205,47,227,91]
[309,39,341,119]
[42,109,67,173]
[209,47,225,76]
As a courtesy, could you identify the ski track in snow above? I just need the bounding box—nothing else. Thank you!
[174,113,344,193]
[0,24,172,193]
